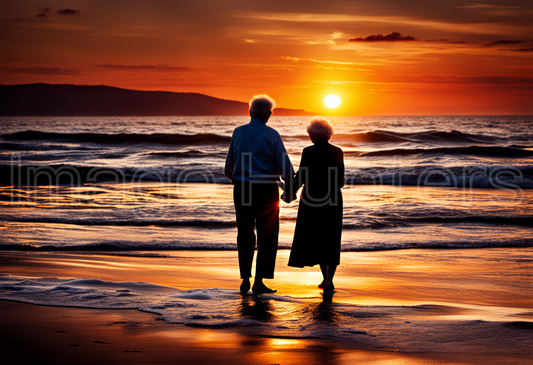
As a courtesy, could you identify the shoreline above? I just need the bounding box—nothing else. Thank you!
[1,248,532,307]
[1,298,530,365]
[1,248,532,364]
[3,300,528,365]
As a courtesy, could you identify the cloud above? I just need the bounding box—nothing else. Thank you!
[281,56,356,65]
[239,12,527,37]
[349,32,417,42]
[511,47,533,52]
[482,40,523,47]
[419,74,533,85]
[425,39,468,44]
[454,3,520,9]
[57,9,81,16]
[36,8,52,18]
[314,80,370,85]
[97,63,194,71]
[1,18,25,23]
[2,66,82,75]
[314,74,533,86]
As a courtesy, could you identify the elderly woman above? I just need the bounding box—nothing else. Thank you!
[288,117,345,292]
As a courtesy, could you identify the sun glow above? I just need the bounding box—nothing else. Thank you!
[324,94,341,108]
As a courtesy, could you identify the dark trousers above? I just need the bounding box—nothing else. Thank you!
[233,180,280,279]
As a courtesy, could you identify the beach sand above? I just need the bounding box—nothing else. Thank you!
[1,249,532,364]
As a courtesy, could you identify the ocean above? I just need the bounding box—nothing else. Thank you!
[0,115,532,252]
[1,115,532,351]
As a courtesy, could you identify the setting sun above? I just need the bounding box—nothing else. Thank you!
[324,94,341,108]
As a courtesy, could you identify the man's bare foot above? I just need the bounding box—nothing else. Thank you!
[240,280,251,294]
[252,283,276,295]
[318,281,324,288]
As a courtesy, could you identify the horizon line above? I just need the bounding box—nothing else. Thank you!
[2,83,531,117]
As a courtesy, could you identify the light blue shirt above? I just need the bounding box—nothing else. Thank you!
[225,118,294,183]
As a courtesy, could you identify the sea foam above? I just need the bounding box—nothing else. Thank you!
[1,275,531,353]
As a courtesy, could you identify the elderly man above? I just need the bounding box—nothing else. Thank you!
[225,94,294,295]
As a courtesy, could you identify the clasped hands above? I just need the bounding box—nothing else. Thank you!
[281,191,297,203]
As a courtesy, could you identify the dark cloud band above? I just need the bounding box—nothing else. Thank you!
[35,8,52,18]
[57,9,81,16]
[482,40,523,48]
[349,32,417,42]
[97,64,194,72]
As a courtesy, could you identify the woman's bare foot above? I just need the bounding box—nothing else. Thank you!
[318,281,324,288]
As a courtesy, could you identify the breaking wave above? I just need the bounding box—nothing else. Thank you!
[1,238,531,252]
[357,146,533,158]
[332,130,501,145]
[2,130,231,146]
[2,164,532,188]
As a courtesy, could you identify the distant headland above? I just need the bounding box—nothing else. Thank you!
[0,83,314,116]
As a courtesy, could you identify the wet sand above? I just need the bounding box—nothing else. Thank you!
[0,248,532,364]
[2,300,530,365]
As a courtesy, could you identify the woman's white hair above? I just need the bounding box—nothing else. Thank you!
[249,94,276,117]
[306,117,334,142]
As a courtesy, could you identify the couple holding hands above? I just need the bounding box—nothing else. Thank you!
[225,94,344,295]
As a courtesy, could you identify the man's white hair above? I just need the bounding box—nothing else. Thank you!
[306,117,334,141]
[249,94,276,117]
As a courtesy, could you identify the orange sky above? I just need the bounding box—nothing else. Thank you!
[1,0,532,115]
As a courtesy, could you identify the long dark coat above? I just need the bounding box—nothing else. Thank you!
[288,141,344,267]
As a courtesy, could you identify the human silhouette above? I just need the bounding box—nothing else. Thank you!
[225,95,294,295]
[288,117,344,292]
